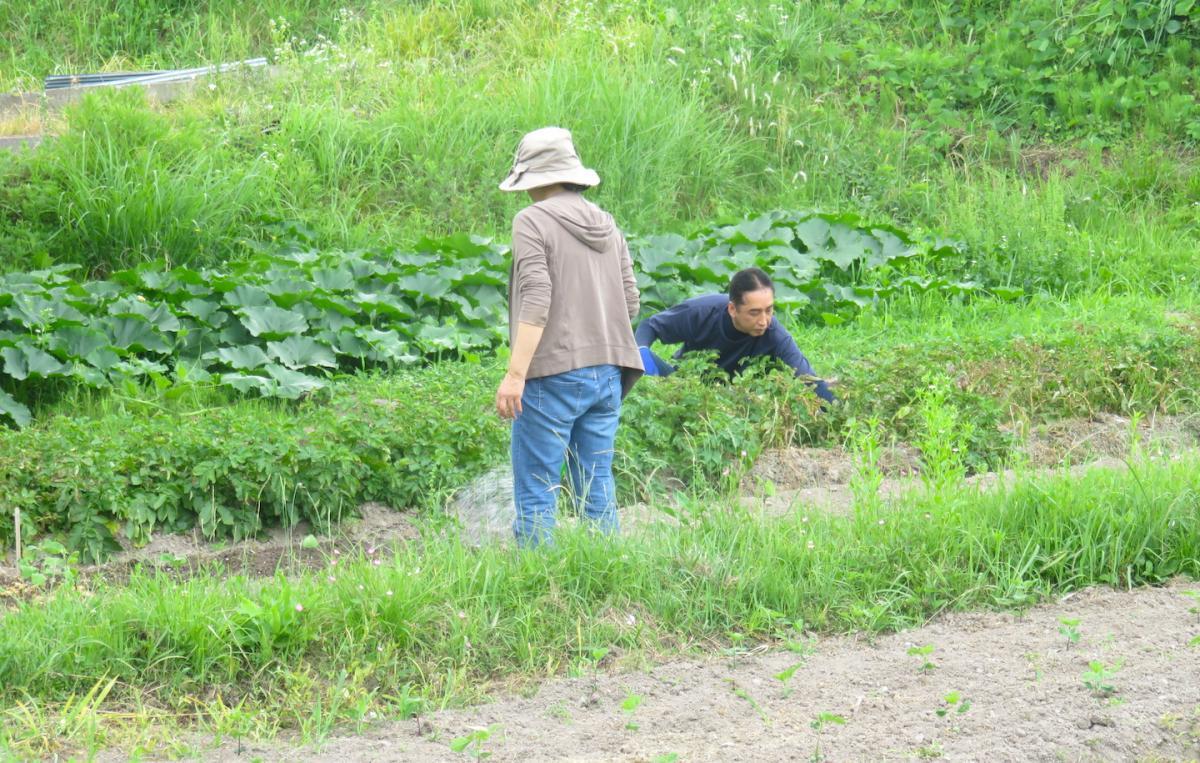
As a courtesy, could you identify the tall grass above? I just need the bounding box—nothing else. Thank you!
[1,455,1197,754]
[1,0,1196,287]
[0,0,349,89]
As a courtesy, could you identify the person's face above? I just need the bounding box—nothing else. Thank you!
[727,287,774,336]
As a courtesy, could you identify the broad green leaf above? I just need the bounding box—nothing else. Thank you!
[416,232,493,258]
[310,306,357,332]
[310,267,356,291]
[0,388,31,427]
[791,217,832,251]
[2,342,71,379]
[356,328,415,362]
[267,336,337,369]
[46,326,110,359]
[221,372,274,396]
[719,245,761,274]
[106,316,172,353]
[823,284,876,308]
[634,235,689,274]
[463,284,506,310]
[218,318,254,346]
[713,216,779,244]
[109,297,181,332]
[181,298,224,324]
[822,227,874,270]
[773,285,811,307]
[224,285,274,309]
[777,255,820,283]
[71,363,110,387]
[111,357,168,377]
[85,347,122,371]
[263,276,314,308]
[264,363,326,399]
[415,323,461,351]
[5,294,87,329]
[83,280,124,299]
[332,330,372,357]
[396,273,451,300]
[389,251,442,268]
[210,346,271,370]
[991,286,1025,301]
[868,229,918,266]
[354,291,413,318]
[136,266,206,295]
[173,360,214,384]
[309,294,360,317]
[455,263,506,287]
[238,306,309,339]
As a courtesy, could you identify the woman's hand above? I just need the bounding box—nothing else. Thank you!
[495,371,526,419]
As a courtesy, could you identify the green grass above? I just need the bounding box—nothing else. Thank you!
[1,1,1196,283]
[2,454,1197,756]
[0,0,350,88]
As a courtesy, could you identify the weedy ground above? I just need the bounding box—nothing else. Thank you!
[0,0,1198,759]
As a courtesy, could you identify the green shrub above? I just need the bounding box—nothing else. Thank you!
[0,365,508,562]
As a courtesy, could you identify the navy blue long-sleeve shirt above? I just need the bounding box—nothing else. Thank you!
[634,293,835,403]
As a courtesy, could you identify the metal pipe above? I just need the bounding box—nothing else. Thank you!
[43,58,269,91]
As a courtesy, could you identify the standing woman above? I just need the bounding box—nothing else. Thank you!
[495,127,643,547]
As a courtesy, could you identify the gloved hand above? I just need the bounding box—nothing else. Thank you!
[638,346,662,376]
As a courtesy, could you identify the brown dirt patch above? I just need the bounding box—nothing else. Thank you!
[195,581,1200,762]
[1018,412,1200,468]
[0,502,418,609]
[745,444,920,492]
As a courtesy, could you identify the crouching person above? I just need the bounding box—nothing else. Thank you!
[635,267,836,404]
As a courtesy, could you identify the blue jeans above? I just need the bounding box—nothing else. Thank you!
[511,364,622,547]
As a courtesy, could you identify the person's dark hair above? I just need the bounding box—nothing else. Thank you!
[728,267,773,304]
[562,183,591,193]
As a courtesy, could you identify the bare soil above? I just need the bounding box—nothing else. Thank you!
[196,581,1200,762]
[0,503,418,608]
[741,412,1200,518]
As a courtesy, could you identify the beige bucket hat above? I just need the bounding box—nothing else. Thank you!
[499,126,601,192]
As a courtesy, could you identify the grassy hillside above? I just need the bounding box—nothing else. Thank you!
[0,0,1196,289]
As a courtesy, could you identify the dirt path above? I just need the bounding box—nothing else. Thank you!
[198,582,1200,762]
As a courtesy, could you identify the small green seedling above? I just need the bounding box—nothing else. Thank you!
[774,662,804,698]
[621,692,643,731]
[907,644,938,673]
[728,680,769,724]
[1082,661,1118,696]
[1058,617,1081,648]
[810,712,846,763]
[449,724,500,759]
[810,711,846,731]
[724,630,749,656]
[572,645,609,682]
[652,755,679,763]
[936,690,972,717]
[1187,635,1200,648]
